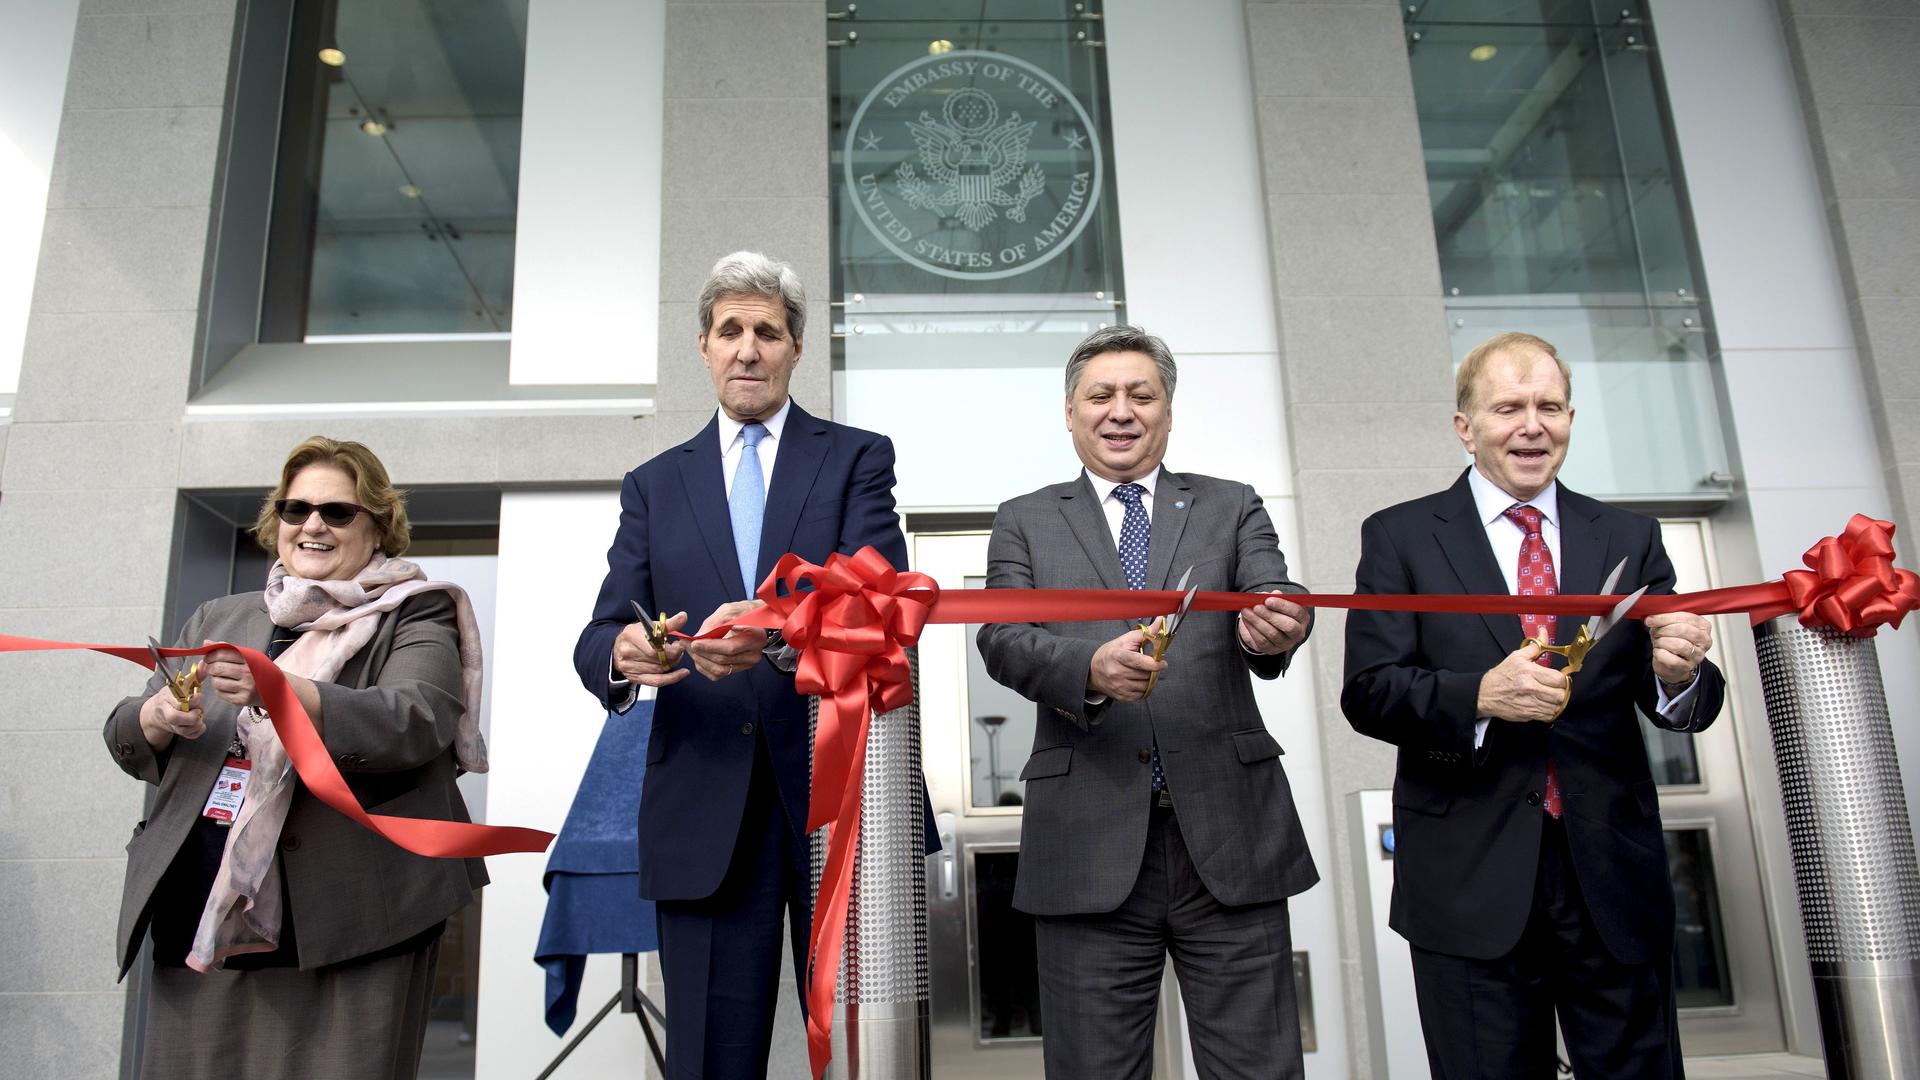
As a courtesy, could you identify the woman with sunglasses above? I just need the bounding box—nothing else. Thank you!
[104,436,488,1080]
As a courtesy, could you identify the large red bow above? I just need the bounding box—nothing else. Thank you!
[1780,514,1920,636]
[733,547,937,1078]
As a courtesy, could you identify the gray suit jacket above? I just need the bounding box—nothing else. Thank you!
[977,470,1320,915]
[104,591,486,976]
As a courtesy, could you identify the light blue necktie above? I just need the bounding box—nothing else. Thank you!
[1112,483,1166,794]
[730,422,769,599]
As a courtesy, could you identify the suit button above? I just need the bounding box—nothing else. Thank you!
[118,741,135,757]
[1137,750,1151,764]
[1526,791,1542,807]
[281,834,301,852]
[741,723,754,735]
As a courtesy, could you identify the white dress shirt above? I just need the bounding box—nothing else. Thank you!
[1466,466,1696,747]
[608,399,795,706]
[718,397,790,498]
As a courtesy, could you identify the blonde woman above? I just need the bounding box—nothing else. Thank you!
[106,437,488,1080]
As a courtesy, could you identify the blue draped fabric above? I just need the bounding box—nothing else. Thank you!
[535,703,658,1035]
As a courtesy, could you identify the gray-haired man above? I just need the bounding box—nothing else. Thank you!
[574,251,909,1077]
[977,325,1319,1078]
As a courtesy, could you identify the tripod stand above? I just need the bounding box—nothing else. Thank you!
[534,954,666,1078]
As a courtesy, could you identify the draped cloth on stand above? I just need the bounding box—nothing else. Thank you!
[535,703,660,1035]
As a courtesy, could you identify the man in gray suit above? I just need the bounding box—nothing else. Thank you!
[977,325,1318,1079]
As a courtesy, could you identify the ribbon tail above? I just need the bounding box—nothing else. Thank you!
[806,697,871,1079]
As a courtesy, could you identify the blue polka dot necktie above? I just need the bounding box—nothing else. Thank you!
[730,423,768,599]
[1113,483,1166,794]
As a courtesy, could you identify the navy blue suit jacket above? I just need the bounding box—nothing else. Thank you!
[1341,471,1724,964]
[573,401,908,901]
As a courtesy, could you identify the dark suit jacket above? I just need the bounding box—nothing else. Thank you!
[105,591,486,977]
[1341,470,1724,963]
[977,470,1320,916]
[572,401,908,901]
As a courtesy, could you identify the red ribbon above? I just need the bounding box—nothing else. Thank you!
[0,635,552,859]
[8,515,1915,1079]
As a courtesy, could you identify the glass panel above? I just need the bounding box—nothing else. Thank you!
[1409,1,1731,503]
[973,850,1044,1041]
[1666,828,1734,1008]
[831,2,1125,365]
[269,0,527,338]
[1642,724,1700,787]
[1445,305,1727,501]
[966,574,1040,808]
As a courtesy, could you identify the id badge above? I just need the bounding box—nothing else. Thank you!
[201,757,251,825]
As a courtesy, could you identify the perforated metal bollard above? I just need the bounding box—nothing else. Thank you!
[808,650,931,1080]
[1755,615,1920,1078]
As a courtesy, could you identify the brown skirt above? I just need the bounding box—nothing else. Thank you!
[140,938,440,1080]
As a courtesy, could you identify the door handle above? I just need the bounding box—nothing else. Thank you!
[935,812,958,900]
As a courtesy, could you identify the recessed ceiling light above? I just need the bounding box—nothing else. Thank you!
[360,119,387,136]
[318,47,346,66]
[398,184,421,198]
[928,39,954,55]
[1469,44,1498,61]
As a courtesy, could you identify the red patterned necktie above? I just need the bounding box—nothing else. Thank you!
[1502,503,1563,818]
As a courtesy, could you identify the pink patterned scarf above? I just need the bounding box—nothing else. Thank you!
[187,553,488,971]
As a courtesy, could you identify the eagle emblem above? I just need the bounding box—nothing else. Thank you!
[895,88,1046,232]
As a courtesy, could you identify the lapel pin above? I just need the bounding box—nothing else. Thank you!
[1174,500,1185,509]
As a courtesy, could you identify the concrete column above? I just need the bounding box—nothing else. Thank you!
[1775,0,1920,548]
[0,2,240,1075]
[654,0,834,450]
[1242,1,1460,1074]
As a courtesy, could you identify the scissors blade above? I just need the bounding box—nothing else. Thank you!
[1593,584,1651,642]
[1167,566,1197,637]
[146,636,177,681]
[629,599,654,625]
[1585,558,1630,639]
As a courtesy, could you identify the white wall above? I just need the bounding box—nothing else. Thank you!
[474,489,655,1079]
[1654,0,1920,1057]
[508,0,664,386]
[0,0,80,397]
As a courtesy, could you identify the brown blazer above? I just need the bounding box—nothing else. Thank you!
[104,590,487,977]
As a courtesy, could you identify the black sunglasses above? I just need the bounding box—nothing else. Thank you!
[274,498,374,528]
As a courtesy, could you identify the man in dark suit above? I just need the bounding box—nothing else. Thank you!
[977,325,1318,1080]
[1342,331,1724,1079]
[573,251,907,1079]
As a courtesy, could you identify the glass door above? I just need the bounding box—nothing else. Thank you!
[1653,518,1785,1054]
[916,530,1048,1078]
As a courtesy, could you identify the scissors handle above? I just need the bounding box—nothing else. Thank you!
[1136,620,1172,696]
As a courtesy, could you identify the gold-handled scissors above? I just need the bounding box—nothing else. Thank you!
[146,636,202,709]
[630,600,673,662]
[1527,558,1650,720]
[1136,566,1199,697]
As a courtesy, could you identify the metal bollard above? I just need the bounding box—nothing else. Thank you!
[809,650,932,1080]
[1754,615,1920,1078]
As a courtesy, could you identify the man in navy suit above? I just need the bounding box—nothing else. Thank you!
[574,251,907,1079]
[1342,331,1724,1079]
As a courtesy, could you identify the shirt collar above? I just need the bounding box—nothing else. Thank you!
[1467,463,1559,530]
[1084,465,1162,505]
[716,398,792,452]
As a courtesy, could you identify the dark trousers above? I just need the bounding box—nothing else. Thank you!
[1033,800,1304,1080]
[655,738,811,1080]
[1410,816,1685,1080]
